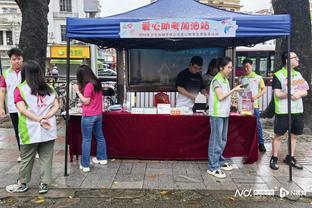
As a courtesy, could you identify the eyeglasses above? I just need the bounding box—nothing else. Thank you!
[290,56,299,60]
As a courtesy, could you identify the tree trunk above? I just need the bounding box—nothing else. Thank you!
[264,0,312,130]
[16,0,50,74]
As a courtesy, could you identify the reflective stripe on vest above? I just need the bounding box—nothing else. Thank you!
[3,67,21,113]
[208,73,231,117]
[17,81,57,144]
[274,67,304,114]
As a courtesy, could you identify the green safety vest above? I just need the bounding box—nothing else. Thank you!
[208,73,231,117]
[274,67,304,114]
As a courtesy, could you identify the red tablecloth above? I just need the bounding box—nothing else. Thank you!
[68,112,258,163]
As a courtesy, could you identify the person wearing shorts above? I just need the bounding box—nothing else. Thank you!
[270,52,309,170]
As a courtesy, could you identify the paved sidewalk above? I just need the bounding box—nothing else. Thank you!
[0,126,312,199]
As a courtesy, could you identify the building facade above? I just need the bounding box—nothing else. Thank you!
[0,0,21,69]
[198,0,241,11]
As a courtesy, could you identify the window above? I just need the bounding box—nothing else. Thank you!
[61,25,66,42]
[0,32,3,45]
[60,0,72,12]
[6,31,13,45]
[2,8,17,14]
[128,48,224,91]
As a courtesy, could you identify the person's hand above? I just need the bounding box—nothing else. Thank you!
[72,84,79,93]
[40,118,51,129]
[233,84,244,92]
[251,96,257,102]
[0,108,5,117]
[191,95,196,102]
[291,93,301,100]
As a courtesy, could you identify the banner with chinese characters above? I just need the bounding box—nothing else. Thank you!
[120,18,237,38]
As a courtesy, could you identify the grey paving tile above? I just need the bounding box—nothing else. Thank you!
[147,162,173,169]
[202,173,236,190]
[158,174,174,190]
[172,163,187,175]
[117,161,134,175]
[174,181,206,190]
[145,167,173,175]
[111,181,143,189]
[274,176,304,192]
[292,177,312,193]
[143,174,159,189]
[80,171,117,189]
[115,173,144,182]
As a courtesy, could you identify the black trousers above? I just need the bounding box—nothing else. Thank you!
[9,113,20,151]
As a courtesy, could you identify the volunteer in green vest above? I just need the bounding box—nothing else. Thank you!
[207,57,243,178]
[6,61,59,194]
[240,59,266,152]
[270,52,309,170]
[0,48,23,162]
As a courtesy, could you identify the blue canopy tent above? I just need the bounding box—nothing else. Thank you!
[64,0,294,180]
[66,0,290,49]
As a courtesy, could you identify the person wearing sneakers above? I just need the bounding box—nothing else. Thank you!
[207,57,244,178]
[270,52,309,170]
[5,61,59,194]
[73,65,108,173]
[240,59,266,152]
[0,48,23,162]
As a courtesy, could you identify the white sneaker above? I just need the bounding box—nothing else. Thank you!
[220,163,233,171]
[17,156,21,163]
[207,169,226,178]
[92,157,108,165]
[35,153,39,159]
[79,165,90,173]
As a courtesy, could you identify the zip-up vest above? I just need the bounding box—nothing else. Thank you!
[3,67,21,113]
[274,67,304,114]
[208,73,231,117]
[17,81,57,144]
[240,72,263,108]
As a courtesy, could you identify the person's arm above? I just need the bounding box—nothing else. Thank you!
[199,76,207,96]
[72,84,91,105]
[215,84,243,101]
[272,75,287,99]
[0,87,6,116]
[201,89,207,96]
[177,86,196,101]
[291,90,308,100]
[43,98,59,119]
[253,78,265,100]
[16,101,42,122]
[0,75,7,116]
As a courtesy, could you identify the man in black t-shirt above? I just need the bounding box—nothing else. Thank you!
[175,56,206,108]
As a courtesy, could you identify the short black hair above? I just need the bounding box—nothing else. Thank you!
[242,58,253,65]
[217,57,232,70]
[281,51,289,66]
[7,48,23,58]
[190,56,203,66]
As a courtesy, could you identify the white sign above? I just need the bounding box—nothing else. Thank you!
[120,18,237,38]
[157,104,171,114]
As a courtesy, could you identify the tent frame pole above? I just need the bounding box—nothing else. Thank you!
[286,35,292,182]
[64,38,71,176]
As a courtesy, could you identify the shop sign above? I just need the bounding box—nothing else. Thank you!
[50,46,90,58]
[120,18,237,38]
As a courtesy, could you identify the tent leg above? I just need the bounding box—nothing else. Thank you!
[286,35,292,182]
[64,38,71,176]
